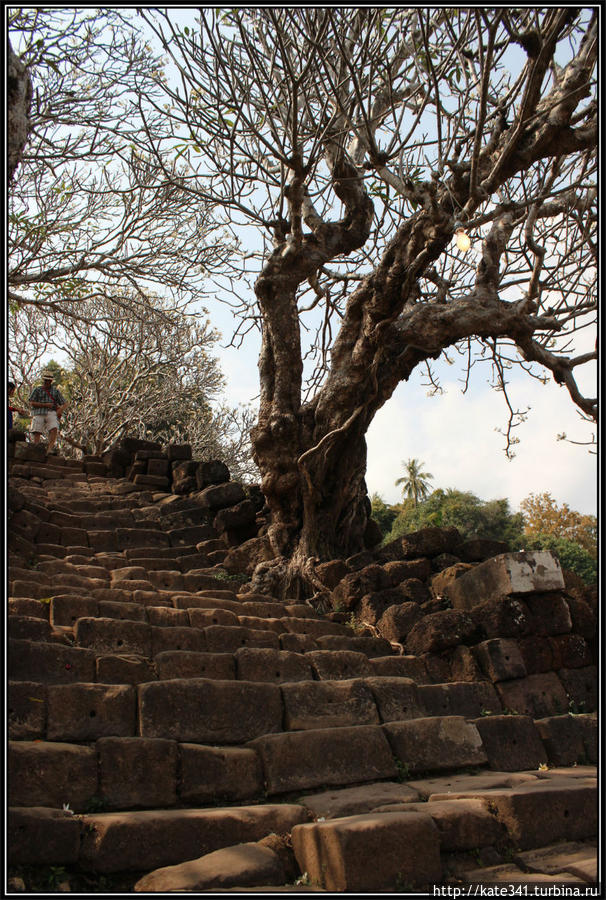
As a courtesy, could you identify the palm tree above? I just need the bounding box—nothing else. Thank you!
[395,458,433,507]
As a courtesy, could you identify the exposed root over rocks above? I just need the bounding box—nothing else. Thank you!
[249,553,333,607]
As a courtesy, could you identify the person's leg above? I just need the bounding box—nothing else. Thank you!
[47,427,58,451]
[30,414,46,444]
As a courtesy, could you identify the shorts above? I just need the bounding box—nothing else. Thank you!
[31,411,60,433]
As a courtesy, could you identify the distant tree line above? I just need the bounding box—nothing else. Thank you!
[371,481,596,584]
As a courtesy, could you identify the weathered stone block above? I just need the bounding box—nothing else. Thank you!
[116,527,170,548]
[98,737,178,808]
[179,744,263,803]
[47,683,136,740]
[249,725,397,794]
[317,559,349,590]
[517,636,554,674]
[381,526,462,562]
[301,782,421,819]
[316,634,393,657]
[133,474,168,490]
[557,666,598,713]
[382,559,433,584]
[150,625,207,655]
[379,799,505,851]
[183,571,233,593]
[332,564,390,611]
[198,481,245,510]
[471,714,547,770]
[564,595,597,641]
[471,595,534,639]
[8,807,82,865]
[377,602,423,643]
[8,681,47,739]
[9,741,98,811]
[235,647,312,683]
[306,649,371,680]
[188,607,239,628]
[368,655,428,682]
[213,499,256,533]
[473,638,527,682]
[447,645,484,682]
[418,682,501,719]
[203,624,280,652]
[280,616,350,638]
[526,592,572,635]
[8,615,52,642]
[154,650,235,680]
[548,634,592,669]
[8,597,50,620]
[291,811,441,891]
[96,654,157,684]
[138,678,283,742]
[196,459,230,488]
[405,610,476,654]
[281,679,379,730]
[495,672,569,718]
[279,632,318,653]
[357,589,410,625]
[133,841,287,893]
[8,638,96,684]
[144,606,189,627]
[448,551,565,611]
[363,676,425,722]
[534,715,588,767]
[452,782,597,849]
[431,563,475,598]
[78,805,309,873]
[97,600,147,622]
[75,617,153,656]
[383,717,487,773]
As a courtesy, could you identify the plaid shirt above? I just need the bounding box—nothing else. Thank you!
[29,384,65,415]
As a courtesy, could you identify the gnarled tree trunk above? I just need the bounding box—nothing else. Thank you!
[7,38,32,184]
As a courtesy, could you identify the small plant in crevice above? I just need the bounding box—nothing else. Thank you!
[394,758,411,782]
[46,866,68,891]
[84,794,108,813]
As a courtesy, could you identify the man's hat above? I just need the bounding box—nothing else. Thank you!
[41,370,54,380]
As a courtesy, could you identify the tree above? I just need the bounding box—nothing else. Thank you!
[92,11,602,591]
[520,533,596,584]
[520,491,597,558]
[9,295,257,480]
[395,458,434,506]
[387,488,525,546]
[7,8,235,321]
[370,493,400,539]
[7,37,32,183]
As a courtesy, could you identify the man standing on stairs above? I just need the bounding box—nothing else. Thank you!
[28,370,67,454]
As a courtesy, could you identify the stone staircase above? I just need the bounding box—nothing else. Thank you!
[7,445,599,893]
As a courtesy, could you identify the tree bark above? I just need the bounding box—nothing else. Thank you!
[7,39,32,184]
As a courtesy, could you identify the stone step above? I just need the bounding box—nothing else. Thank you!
[289,772,598,892]
[7,803,310,873]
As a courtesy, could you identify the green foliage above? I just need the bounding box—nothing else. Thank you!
[394,758,411,782]
[385,488,524,546]
[519,532,597,585]
[370,492,399,538]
